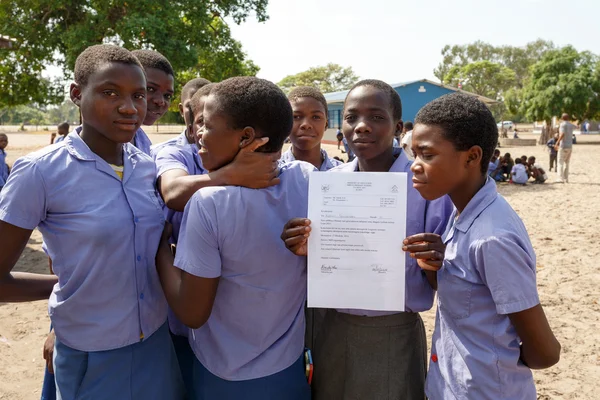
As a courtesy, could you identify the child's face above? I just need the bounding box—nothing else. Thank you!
[342,86,400,161]
[142,67,174,126]
[410,124,471,201]
[199,94,248,172]
[71,62,147,144]
[290,97,327,151]
[191,96,208,148]
[0,135,7,150]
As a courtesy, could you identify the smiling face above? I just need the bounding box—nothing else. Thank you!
[199,94,249,172]
[342,85,401,162]
[290,97,328,151]
[142,67,174,125]
[71,62,147,144]
[191,95,208,148]
[410,123,470,201]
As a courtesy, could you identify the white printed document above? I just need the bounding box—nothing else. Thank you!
[307,172,407,311]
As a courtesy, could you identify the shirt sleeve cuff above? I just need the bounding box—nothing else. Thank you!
[173,258,221,279]
[496,295,540,315]
[0,208,38,230]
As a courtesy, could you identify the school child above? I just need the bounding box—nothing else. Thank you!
[0,44,183,399]
[50,122,70,144]
[130,49,176,155]
[150,77,211,157]
[501,152,514,180]
[280,86,341,171]
[402,121,414,160]
[336,129,343,150]
[547,134,558,172]
[404,92,560,399]
[527,156,548,184]
[155,76,313,400]
[0,133,8,191]
[280,80,453,399]
[512,158,529,185]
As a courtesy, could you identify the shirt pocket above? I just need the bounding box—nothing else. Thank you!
[438,268,473,320]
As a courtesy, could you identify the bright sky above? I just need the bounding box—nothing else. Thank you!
[227,0,600,84]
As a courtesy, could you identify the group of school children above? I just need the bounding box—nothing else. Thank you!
[0,43,560,400]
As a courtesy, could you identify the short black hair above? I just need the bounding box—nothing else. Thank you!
[494,149,500,155]
[131,49,174,77]
[74,44,143,87]
[415,93,498,174]
[288,86,328,115]
[58,122,70,130]
[345,79,402,121]
[190,83,216,116]
[181,78,211,104]
[515,158,522,165]
[404,121,414,131]
[210,77,293,153]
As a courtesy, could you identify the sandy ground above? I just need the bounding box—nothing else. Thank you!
[0,131,599,399]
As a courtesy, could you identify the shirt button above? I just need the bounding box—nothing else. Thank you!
[134,217,139,223]
[136,255,141,261]
[140,293,144,300]
[431,354,438,363]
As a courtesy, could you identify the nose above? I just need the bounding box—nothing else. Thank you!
[118,98,137,115]
[154,94,166,107]
[299,118,311,130]
[355,118,371,134]
[410,157,422,174]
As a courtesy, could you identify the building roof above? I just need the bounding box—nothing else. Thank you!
[324,78,499,105]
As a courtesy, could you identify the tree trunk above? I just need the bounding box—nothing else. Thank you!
[538,120,552,144]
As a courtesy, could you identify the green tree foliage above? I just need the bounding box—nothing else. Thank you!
[520,46,600,141]
[278,63,359,94]
[0,0,267,109]
[444,60,516,99]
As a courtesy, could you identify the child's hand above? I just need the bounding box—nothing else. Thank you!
[402,233,445,271]
[280,218,311,256]
[43,330,55,374]
[224,137,280,189]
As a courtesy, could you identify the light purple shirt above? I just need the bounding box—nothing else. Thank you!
[0,131,167,352]
[330,147,453,316]
[155,141,206,337]
[0,149,8,187]
[174,161,315,380]
[150,130,188,159]
[280,148,342,171]
[426,178,539,400]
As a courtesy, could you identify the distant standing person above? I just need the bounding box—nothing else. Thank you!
[546,133,558,172]
[401,121,414,160]
[555,113,575,183]
[336,129,343,150]
[0,133,9,191]
[50,122,70,144]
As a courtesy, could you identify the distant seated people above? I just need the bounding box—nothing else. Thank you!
[527,156,548,184]
[488,149,504,182]
[546,134,558,172]
[501,152,514,180]
[520,155,529,173]
[511,158,529,185]
[513,129,519,139]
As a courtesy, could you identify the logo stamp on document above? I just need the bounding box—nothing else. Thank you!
[321,184,330,193]
[391,185,398,193]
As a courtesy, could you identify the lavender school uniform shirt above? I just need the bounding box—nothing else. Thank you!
[174,161,316,380]
[155,141,206,337]
[280,148,342,171]
[0,148,8,188]
[330,147,454,315]
[75,126,153,157]
[0,131,167,352]
[150,130,188,159]
[427,178,539,400]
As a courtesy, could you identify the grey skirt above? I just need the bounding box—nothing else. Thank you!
[310,309,427,400]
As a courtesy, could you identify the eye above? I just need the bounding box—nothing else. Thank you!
[344,115,356,122]
[293,115,302,120]
[372,115,385,121]
[312,116,322,120]
[103,90,117,97]
[134,93,146,100]
[165,94,173,101]
[147,87,155,93]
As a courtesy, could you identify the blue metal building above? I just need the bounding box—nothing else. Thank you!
[324,79,497,129]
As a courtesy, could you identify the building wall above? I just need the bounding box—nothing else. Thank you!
[397,82,455,124]
[326,81,457,129]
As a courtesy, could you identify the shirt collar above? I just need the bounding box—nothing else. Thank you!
[66,128,145,162]
[454,177,498,233]
[349,147,411,172]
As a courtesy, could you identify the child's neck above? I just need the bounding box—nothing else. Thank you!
[450,174,487,215]
[79,125,124,166]
[292,145,323,170]
[357,147,396,172]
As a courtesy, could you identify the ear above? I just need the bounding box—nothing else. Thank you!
[325,118,329,130]
[466,145,483,169]
[239,126,257,149]
[70,83,82,107]
[178,103,184,117]
[394,120,403,136]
